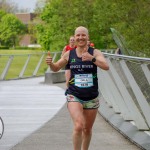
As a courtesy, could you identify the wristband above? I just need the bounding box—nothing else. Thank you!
[92,57,96,63]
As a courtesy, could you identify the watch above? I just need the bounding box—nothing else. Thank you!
[92,57,96,63]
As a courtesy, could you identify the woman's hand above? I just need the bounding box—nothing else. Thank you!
[82,52,93,62]
[46,51,53,66]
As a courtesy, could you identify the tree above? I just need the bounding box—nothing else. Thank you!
[37,0,95,51]
[0,9,6,19]
[0,0,19,13]
[36,0,150,56]
[0,0,31,13]
[34,0,47,14]
[93,0,150,55]
[0,13,26,47]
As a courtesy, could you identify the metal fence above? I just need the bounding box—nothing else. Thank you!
[99,53,150,130]
[1,50,150,131]
[0,52,62,80]
[0,50,115,80]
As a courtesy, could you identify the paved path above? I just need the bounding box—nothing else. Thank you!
[0,77,66,150]
[0,77,141,150]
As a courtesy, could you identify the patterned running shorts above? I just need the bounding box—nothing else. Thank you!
[66,94,100,109]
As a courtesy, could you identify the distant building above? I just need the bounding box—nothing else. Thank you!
[16,13,36,24]
[16,13,37,47]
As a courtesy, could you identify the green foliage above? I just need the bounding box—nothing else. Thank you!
[93,0,150,56]
[0,13,26,47]
[0,9,7,20]
[37,0,150,55]
[10,46,42,50]
[37,0,97,51]
[0,46,9,49]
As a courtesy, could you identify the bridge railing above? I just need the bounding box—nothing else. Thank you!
[0,50,114,81]
[1,50,149,149]
[1,50,150,131]
[98,53,150,131]
[0,52,62,80]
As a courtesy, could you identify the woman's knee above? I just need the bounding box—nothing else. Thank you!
[82,127,92,135]
[74,122,83,133]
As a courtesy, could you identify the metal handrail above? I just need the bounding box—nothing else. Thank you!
[99,53,150,130]
[0,52,62,80]
[103,53,150,62]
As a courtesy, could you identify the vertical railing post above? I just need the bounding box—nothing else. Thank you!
[106,58,149,130]
[141,63,150,84]
[0,55,14,80]
[19,55,31,78]
[33,53,45,76]
[120,60,150,128]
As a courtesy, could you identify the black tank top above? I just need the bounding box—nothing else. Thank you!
[67,47,99,101]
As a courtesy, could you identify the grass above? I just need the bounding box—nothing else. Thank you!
[0,50,49,80]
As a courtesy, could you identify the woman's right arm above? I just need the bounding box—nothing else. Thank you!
[61,46,67,57]
[46,51,69,72]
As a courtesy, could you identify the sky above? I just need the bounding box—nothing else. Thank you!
[11,0,37,12]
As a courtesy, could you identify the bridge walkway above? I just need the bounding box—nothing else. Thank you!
[0,77,141,150]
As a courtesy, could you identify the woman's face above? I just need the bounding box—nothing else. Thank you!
[75,27,89,47]
[69,37,75,44]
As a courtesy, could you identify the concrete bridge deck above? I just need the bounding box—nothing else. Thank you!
[0,77,141,150]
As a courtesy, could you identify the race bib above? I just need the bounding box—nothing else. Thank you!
[75,74,93,88]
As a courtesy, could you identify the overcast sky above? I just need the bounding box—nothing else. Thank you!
[11,0,37,12]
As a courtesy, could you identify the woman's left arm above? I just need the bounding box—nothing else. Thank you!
[93,49,109,70]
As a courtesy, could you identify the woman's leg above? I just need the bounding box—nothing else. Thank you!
[67,102,84,150]
[82,109,98,150]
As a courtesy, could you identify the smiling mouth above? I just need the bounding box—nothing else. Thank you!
[78,40,85,43]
